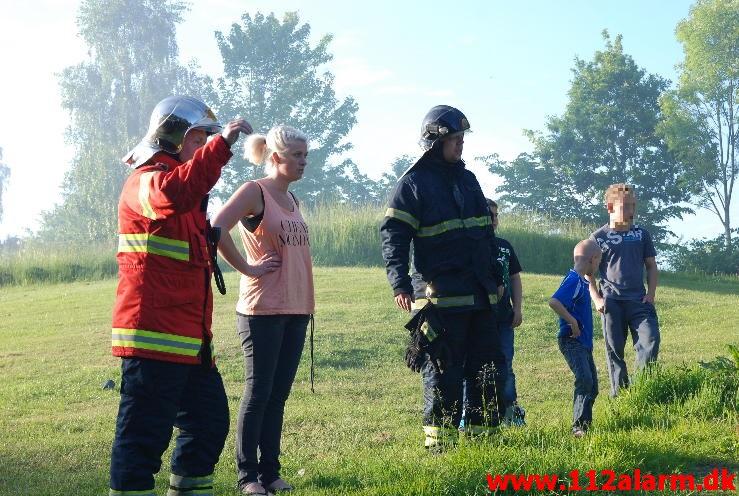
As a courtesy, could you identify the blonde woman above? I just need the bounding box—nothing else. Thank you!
[211,125,314,495]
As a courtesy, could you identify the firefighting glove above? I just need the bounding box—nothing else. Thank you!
[404,302,453,374]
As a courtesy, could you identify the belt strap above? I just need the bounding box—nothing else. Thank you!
[411,293,499,310]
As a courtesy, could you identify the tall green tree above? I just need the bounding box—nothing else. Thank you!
[38,0,212,243]
[657,0,738,250]
[214,12,363,202]
[0,147,10,223]
[486,33,692,240]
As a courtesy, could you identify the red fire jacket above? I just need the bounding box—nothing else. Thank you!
[111,136,232,364]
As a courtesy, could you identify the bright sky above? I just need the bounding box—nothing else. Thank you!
[1,0,736,242]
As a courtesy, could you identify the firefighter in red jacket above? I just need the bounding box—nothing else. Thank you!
[109,96,257,496]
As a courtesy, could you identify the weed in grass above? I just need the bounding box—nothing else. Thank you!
[602,357,738,432]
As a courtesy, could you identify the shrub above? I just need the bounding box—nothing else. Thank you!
[667,229,739,275]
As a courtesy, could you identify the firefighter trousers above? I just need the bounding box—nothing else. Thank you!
[109,357,229,495]
[422,307,507,444]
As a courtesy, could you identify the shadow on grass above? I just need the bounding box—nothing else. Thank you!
[314,346,378,370]
[314,333,402,370]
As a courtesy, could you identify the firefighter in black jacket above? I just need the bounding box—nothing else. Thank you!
[381,105,508,448]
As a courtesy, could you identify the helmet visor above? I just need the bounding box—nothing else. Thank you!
[188,107,222,135]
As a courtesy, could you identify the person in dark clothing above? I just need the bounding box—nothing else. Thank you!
[482,199,526,426]
[380,105,507,448]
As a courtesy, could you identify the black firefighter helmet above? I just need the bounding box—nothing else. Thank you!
[419,105,471,151]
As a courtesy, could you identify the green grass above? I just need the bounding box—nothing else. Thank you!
[0,269,737,495]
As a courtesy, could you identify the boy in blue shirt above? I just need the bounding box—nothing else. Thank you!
[549,240,602,437]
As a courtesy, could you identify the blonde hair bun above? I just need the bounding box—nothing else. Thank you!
[244,134,269,165]
[243,125,309,168]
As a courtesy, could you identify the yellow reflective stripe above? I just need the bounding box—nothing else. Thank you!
[423,425,458,447]
[418,218,462,237]
[169,474,214,487]
[113,328,201,345]
[138,171,158,220]
[464,215,492,228]
[110,340,200,357]
[118,233,190,261]
[385,208,419,230]
[120,232,188,246]
[169,473,213,495]
[417,215,491,237]
[410,299,426,311]
[112,328,202,357]
[466,424,497,436]
[411,292,497,310]
[411,295,475,310]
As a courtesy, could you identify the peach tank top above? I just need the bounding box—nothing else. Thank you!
[236,180,315,315]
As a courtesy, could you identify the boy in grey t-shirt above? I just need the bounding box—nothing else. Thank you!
[588,184,660,397]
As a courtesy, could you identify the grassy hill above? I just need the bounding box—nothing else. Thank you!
[0,269,736,495]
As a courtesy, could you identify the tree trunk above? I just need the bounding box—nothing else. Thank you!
[725,207,732,252]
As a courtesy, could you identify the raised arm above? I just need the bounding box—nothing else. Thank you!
[141,120,252,218]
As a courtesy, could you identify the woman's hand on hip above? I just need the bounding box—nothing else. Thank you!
[244,251,281,278]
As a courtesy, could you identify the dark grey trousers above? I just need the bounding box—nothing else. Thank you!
[601,298,660,396]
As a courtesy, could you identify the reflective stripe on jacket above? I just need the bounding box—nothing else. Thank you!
[111,136,232,364]
[380,151,503,310]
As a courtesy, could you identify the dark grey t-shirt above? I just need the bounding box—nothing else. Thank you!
[590,224,656,300]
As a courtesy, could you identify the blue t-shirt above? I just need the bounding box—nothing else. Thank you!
[551,269,594,350]
[590,224,657,300]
